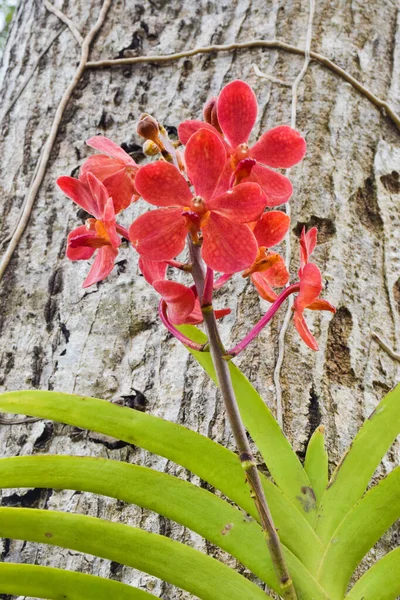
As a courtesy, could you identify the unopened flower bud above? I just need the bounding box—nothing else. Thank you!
[143,139,160,156]
[203,97,222,133]
[137,113,160,144]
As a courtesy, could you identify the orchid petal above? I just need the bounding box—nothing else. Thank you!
[217,80,258,147]
[102,168,138,213]
[214,273,233,289]
[80,155,127,182]
[178,120,220,145]
[86,135,136,165]
[134,162,192,207]
[202,213,258,273]
[215,308,231,319]
[247,163,293,205]
[213,158,234,197]
[153,280,196,325]
[86,172,110,216]
[66,226,98,260]
[253,211,290,247]
[261,253,290,287]
[138,257,168,286]
[250,125,307,168]
[82,245,118,288]
[102,198,120,249]
[250,271,278,303]
[129,208,187,261]
[57,176,100,218]
[185,129,226,202]
[182,300,204,324]
[296,262,323,311]
[293,310,319,351]
[208,182,266,223]
[308,298,336,312]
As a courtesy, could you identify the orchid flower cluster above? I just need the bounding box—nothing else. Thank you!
[57,80,335,354]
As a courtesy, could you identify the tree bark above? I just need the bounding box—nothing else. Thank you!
[0,0,399,598]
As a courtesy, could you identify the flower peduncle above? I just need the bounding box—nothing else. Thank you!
[226,283,301,358]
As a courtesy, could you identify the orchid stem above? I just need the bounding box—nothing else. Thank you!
[226,283,300,357]
[188,241,297,600]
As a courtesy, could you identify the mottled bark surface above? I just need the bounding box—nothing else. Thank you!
[0,0,399,598]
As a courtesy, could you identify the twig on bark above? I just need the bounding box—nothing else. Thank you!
[252,64,292,87]
[273,0,316,428]
[0,0,112,284]
[85,39,400,132]
[43,0,84,45]
[372,332,400,362]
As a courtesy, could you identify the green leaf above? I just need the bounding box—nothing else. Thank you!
[0,455,279,588]
[179,325,316,523]
[315,384,400,543]
[0,455,328,598]
[0,391,323,573]
[0,507,271,600]
[345,548,400,600]
[0,562,154,599]
[317,467,400,599]
[304,426,329,507]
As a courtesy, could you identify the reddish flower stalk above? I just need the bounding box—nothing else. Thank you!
[158,300,206,352]
[202,267,214,307]
[226,283,300,358]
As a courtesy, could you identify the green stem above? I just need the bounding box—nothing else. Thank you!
[189,242,297,600]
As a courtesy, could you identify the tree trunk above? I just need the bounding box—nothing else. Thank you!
[0,0,399,598]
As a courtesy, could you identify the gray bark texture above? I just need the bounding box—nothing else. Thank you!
[0,0,399,598]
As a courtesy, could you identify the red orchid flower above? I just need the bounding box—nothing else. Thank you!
[242,211,290,302]
[139,257,230,325]
[293,263,336,350]
[292,227,335,350]
[57,173,120,288]
[178,80,306,206]
[130,128,267,274]
[80,136,139,213]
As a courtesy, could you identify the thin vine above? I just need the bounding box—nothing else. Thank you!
[272,0,315,428]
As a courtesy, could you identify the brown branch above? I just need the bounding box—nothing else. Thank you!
[0,0,112,284]
[86,39,400,132]
[43,0,84,45]
[372,332,400,362]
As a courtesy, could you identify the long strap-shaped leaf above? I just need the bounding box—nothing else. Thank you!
[304,426,328,509]
[317,467,400,599]
[0,562,155,599]
[315,384,400,543]
[0,391,322,572]
[0,507,270,600]
[0,455,328,598]
[179,325,316,524]
[345,548,400,600]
